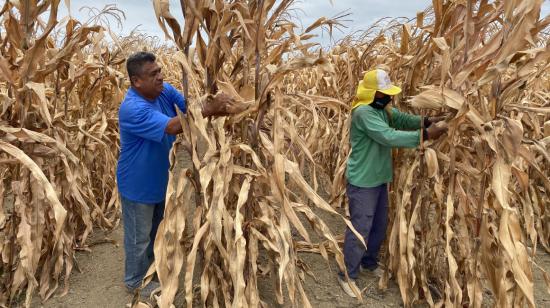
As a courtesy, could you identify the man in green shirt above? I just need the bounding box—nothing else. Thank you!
[338,69,448,297]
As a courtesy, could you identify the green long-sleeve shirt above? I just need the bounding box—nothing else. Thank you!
[346,105,421,188]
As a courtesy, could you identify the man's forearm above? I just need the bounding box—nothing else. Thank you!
[165,106,218,135]
[165,117,183,135]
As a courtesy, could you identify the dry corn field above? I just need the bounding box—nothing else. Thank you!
[0,0,549,307]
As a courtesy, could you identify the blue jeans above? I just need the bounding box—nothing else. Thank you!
[121,196,165,288]
[341,183,388,279]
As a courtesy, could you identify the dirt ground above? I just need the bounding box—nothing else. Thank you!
[27,215,550,308]
[26,225,396,308]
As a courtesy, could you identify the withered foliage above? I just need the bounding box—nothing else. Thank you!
[0,1,549,308]
[0,1,131,306]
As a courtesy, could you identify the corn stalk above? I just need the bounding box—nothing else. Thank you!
[0,2,131,306]
[145,0,365,307]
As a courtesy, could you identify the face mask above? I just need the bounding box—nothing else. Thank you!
[371,95,392,109]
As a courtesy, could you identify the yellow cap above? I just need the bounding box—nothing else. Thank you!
[352,69,402,110]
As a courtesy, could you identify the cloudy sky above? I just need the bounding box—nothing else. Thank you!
[61,0,550,46]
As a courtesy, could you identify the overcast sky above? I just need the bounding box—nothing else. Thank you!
[60,0,550,47]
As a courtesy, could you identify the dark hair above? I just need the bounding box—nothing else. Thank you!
[126,51,156,81]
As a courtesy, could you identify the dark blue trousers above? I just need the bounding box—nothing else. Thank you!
[342,183,388,279]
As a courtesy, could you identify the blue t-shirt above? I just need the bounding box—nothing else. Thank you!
[116,82,186,203]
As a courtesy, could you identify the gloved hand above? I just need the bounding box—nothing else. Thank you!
[425,121,448,140]
[428,115,447,124]
[424,114,449,127]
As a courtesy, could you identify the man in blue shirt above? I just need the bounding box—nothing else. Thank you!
[117,52,239,296]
